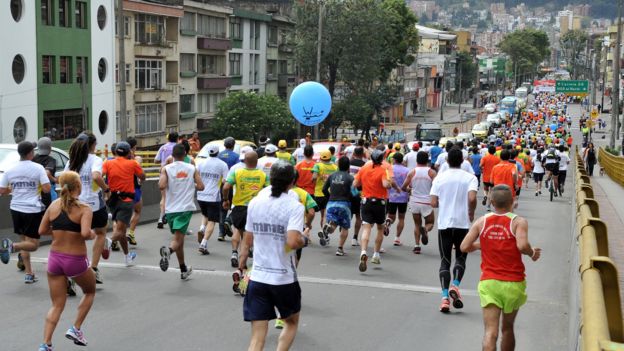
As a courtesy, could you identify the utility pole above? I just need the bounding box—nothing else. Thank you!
[591,50,597,106]
[440,57,447,121]
[611,1,622,148]
[458,57,462,114]
[118,0,128,141]
[80,58,87,131]
[314,0,324,140]
[602,38,608,112]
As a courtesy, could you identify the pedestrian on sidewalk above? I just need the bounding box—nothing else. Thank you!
[460,184,541,351]
[583,142,597,176]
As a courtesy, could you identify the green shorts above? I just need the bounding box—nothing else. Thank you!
[165,211,193,235]
[478,279,527,314]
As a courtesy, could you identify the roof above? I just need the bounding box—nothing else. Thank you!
[415,25,456,41]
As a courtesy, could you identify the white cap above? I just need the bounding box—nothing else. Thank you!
[239,145,254,160]
[265,144,278,154]
[208,144,220,156]
[299,138,306,147]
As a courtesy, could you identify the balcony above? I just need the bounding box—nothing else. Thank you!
[278,43,294,54]
[134,83,178,103]
[134,40,177,58]
[197,37,231,51]
[278,74,295,88]
[180,71,197,78]
[197,77,231,90]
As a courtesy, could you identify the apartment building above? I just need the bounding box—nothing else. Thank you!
[264,14,296,99]
[1,0,116,147]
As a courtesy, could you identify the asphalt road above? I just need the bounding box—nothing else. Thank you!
[1,148,573,350]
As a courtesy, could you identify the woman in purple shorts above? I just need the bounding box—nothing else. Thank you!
[38,171,97,351]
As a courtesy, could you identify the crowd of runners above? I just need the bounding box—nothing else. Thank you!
[0,92,586,351]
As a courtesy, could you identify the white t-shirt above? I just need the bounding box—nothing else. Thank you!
[257,156,279,179]
[435,152,448,168]
[438,160,475,175]
[292,148,306,164]
[558,152,570,171]
[245,186,304,285]
[430,168,478,230]
[532,155,545,174]
[542,149,560,165]
[196,157,229,202]
[344,145,356,159]
[164,161,197,213]
[64,154,105,211]
[0,160,50,213]
[404,151,419,170]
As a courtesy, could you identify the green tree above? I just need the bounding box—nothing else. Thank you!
[208,91,296,143]
[455,51,478,100]
[560,29,588,79]
[498,29,550,87]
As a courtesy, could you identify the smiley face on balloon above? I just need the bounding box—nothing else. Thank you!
[289,81,332,126]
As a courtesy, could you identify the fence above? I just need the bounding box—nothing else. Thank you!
[95,147,160,179]
[575,149,624,350]
[598,148,624,187]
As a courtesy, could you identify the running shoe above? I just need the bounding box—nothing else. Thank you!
[318,231,327,247]
[230,251,239,268]
[359,253,368,272]
[65,326,87,346]
[25,274,38,284]
[379,247,386,253]
[197,226,205,244]
[198,245,209,255]
[481,195,487,206]
[383,218,391,236]
[535,191,539,197]
[157,220,164,229]
[449,286,464,309]
[439,298,451,313]
[39,343,53,351]
[127,232,137,246]
[17,252,25,271]
[1,238,13,264]
[93,268,103,284]
[223,219,232,237]
[412,246,421,254]
[335,248,345,256]
[181,267,193,281]
[371,255,381,264]
[162,215,168,225]
[275,319,285,329]
[159,246,170,272]
[125,252,137,267]
[111,241,120,252]
[217,234,226,242]
[421,227,429,245]
[101,238,112,260]
[67,279,77,296]
[351,238,359,247]
[232,270,242,293]
[393,239,402,246]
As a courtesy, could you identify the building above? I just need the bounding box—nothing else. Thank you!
[264,14,296,100]
[115,0,183,147]
[453,31,472,53]
[489,3,505,15]
[2,0,116,147]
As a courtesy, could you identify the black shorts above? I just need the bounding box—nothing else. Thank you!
[198,201,221,222]
[516,189,521,196]
[533,172,544,182]
[351,196,361,216]
[231,206,248,231]
[314,196,329,210]
[483,181,494,188]
[361,198,387,225]
[243,281,301,321]
[91,207,109,229]
[11,210,44,239]
[109,200,133,226]
[545,163,559,176]
[387,202,407,215]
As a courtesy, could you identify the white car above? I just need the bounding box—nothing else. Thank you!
[0,143,69,176]
[456,133,472,143]
[484,103,497,113]
[486,113,502,127]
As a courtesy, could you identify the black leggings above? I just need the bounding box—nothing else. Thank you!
[438,228,469,291]
[558,170,567,186]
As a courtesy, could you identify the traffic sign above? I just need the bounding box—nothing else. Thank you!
[555,80,589,95]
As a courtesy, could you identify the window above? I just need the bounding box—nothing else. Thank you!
[13,117,27,143]
[11,0,23,22]
[268,26,278,46]
[115,16,130,37]
[76,57,88,83]
[115,63,131,84]
[60,56,71,84]
[98,111,108,134]
[279,60,288,74]
[250,20,260,50]
[135,104,163,134]
[180,54,195,73]
[181,12,194,32]
[229,53,241,76]
[135,14,164,45]
[42,55,55,84]
[251,54,260,85]
[43,109,85,140]
[197,14,225,39]
[115,110,131,132]
[198,55,225,76]
[230,17,241,39]
[12,55,25,84]
[198,93,225,114]
[41,0,53,26]
[59,0,70,27]
[267,60,277,78]
[75,1,87,29]
[180,94,194,114]
[135,59,163,90]
[97,5,107,30]
[98,58,107,82]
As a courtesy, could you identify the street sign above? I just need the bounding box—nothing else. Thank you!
[555,80,589,95]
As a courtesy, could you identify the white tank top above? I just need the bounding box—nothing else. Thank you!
[164,161,197,213]
[410,167,433,204]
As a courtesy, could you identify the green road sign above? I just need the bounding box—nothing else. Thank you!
[555,80,589,94]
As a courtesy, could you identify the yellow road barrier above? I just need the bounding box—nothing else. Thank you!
[598,148,624,187]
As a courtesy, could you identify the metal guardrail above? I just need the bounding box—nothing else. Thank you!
[598,148,624,187]
[575,149,624,351]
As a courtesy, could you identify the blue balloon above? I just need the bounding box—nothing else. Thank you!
[289,81,332,126]
[550,123,557,131]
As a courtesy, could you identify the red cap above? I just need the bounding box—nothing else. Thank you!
[412,143,419,151]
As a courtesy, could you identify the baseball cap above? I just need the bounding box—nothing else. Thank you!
[265,144,278,154]
[299,138,306,147]
[37,137,52,156]
[320,150,331,161]
[393,142,401,151]
[412,143,420,151]
[278,140,287,148]
[115,141,131,156]
[208,144,220,156]
[17,141,36,158]
[239,145,254,160]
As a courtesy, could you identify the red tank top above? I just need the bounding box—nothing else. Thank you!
[479,212,525,282]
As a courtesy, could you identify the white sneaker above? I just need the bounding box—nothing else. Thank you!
[125,252,137,267]
[351,238,359,246]
[181,267,193,280]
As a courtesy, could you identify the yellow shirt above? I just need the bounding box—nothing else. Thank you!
[226,168,268,207]
[312,162,338,197]
[276,151,295,165]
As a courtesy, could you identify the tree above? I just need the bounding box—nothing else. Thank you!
[455,51,478,102]
[560,29,588,79]
[208,91,296,143]
[498,29,550,88]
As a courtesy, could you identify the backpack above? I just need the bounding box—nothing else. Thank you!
[546,149,558,160]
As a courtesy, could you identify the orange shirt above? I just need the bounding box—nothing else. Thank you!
[103,157,144,201]
[481,154,501,184]
[491,163,517,197]
[295,159,316,195]
[355,162,390,199]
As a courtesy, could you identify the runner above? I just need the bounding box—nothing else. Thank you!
[542,145,560,198]
[349,147,366,246]
[404,143,419,170]
[0,141,51,283]
[188,131,201,156]
[257,144,279,178]
[460,184,541,351]
[294,145,316,196]
[402,151,436,254]
[470,147,483,186]
[312,150,338,228]
[196,144,229,254]
[292,139,307,164]
[218,137,240,240]
[532,147,545,196]
[222,151,268,268]
[66,132,111,285]
[320,156,354,256]
[37,171,97,351]
[126,137,143,246]
[155,132,178,229]
[276,140,295,165]
[237,162,308,351]
[353,150,392,271]
[490,150,518,207]
[557,145,570,196]
[102,141,144,266]
[32,137,58,209]
[430,148,478,312]
[387,153,409,246]
[158,144,204,280]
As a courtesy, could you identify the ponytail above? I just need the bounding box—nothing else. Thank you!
[68,131,97,173]
[58,171,82,212]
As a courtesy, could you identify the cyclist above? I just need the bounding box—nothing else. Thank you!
[542,145,560,198]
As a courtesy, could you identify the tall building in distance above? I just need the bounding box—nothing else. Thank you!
[2,0,116,147]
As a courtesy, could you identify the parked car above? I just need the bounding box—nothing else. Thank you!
[0,143,69,176]
[456,133,473,143]
[486,113,502,127]
[471,123,488,139]
[484,103,497,113]
[312,141,345,161]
